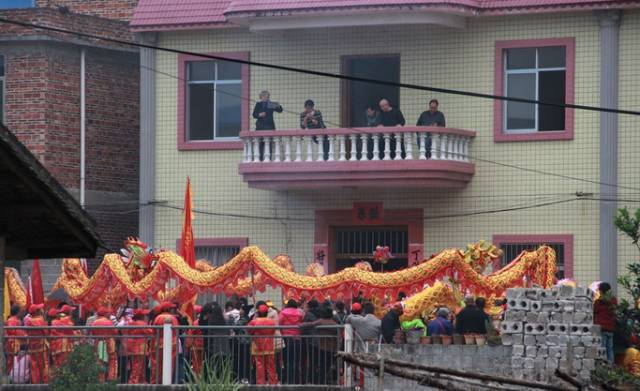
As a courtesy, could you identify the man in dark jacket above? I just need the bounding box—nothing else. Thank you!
[253,90,283,130]
[377,99,405,127]
[416,99,446,127]
[455,295,488,334]
[381,303,403,343]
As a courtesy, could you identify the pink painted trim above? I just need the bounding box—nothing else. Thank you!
[176,237,249,250]
[240,126,476,139]
[315,208,424,272]
[493,37,575,143]
[492,234,573,278]
[177,51,250,151]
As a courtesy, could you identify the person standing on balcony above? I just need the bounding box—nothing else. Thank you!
[365,105,380,127]
[377,99,405,127]
[300,100,325,129]
[416,99,446,127]
[253,90,283,131]
[24,304,48,384]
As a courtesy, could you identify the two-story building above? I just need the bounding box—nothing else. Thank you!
[131,0,640,299]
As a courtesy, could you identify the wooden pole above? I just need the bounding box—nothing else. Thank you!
[555,369,584,390]
[338,352,577,391]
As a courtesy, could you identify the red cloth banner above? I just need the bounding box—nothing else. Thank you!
[31,259,44,305]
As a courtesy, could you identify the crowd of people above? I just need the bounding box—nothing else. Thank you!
[252,90,446,131]
[5,283,620,386]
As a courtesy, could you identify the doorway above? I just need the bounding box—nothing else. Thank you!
[331,226,408,272]
[342,55,401,127]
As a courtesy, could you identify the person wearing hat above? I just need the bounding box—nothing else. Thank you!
[125,309,153,384]
[24,303,48,384]
[50,305,77,369]
[185,305,204,376]
[5,305,25,376]
[248,304,278,385]
[91,307,119,382]
[150,302,179,383]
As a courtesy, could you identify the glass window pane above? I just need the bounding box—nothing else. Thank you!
[538,46,566,68]
[0,80,3,123]
[506,73,536,130]
[506,48,536,69]
[188,83,214,140]
[188,61,215,81]
[538,70,566,131]
[216,83,242,138]
[217,60,242,80]
[0,55,4,76]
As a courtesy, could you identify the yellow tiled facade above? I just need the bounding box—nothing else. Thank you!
[151,10,640,298]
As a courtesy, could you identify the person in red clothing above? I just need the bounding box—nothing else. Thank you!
[186,305,204,376]
[24,304,49,384]
[91,307,119,382]
[5,305,25,376]
[126,309,153,384]
[278,299,304,384]
[248,304,278,385]
[50,305,77,369]
[594,282,618,362]
[150,302,179,383]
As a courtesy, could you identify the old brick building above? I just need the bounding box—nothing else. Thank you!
[0,1,139,289]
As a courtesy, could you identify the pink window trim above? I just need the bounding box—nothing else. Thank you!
[177,51,250,151]
[492,234,573,278]
[493,37,575,143]
[176,237,249,250]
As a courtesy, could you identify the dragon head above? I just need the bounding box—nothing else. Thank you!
[462,240,503,274]
[123,237,157,269]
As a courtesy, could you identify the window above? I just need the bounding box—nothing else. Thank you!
[187,60,242,140]
[494,38,574,142]
[0,0,35,9]
[504,46,565,132]
[334,226,408,272]
[493,235,573,279]
[177,52,249,150]
[0,55,4,123]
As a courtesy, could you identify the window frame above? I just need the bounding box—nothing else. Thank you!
[177,52,250,151]
[494,38,575,142]
[492,234,573,279]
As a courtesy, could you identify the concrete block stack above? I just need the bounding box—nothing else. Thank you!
[501,285,606,383]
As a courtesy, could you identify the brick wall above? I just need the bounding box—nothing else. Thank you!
[0,8,133,47]
[36,0,138,22]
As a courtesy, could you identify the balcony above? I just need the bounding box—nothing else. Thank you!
[238,126,476,190]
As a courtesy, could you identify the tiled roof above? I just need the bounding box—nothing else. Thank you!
[131,0,232,31]
[130,0,640,31]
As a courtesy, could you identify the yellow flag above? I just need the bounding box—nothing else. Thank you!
[4,273,10,320]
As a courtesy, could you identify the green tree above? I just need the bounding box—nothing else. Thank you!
[50,344,116,391]
[614,208,640,337]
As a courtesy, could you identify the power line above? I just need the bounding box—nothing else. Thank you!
[4,16,638,196]
[98,54,640,193]
[1,16,640,116]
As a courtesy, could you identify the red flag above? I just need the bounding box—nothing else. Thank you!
[180,177,196,269]
[179,178,197,321]
[31,259,44,305]
[26,277,32,309]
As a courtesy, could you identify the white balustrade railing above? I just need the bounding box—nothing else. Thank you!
[240,127,474,164]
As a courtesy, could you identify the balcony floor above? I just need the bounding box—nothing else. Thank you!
[239,159,475,190]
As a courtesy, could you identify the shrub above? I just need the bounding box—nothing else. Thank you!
[50,344,116,391]
[185,355,240,391]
